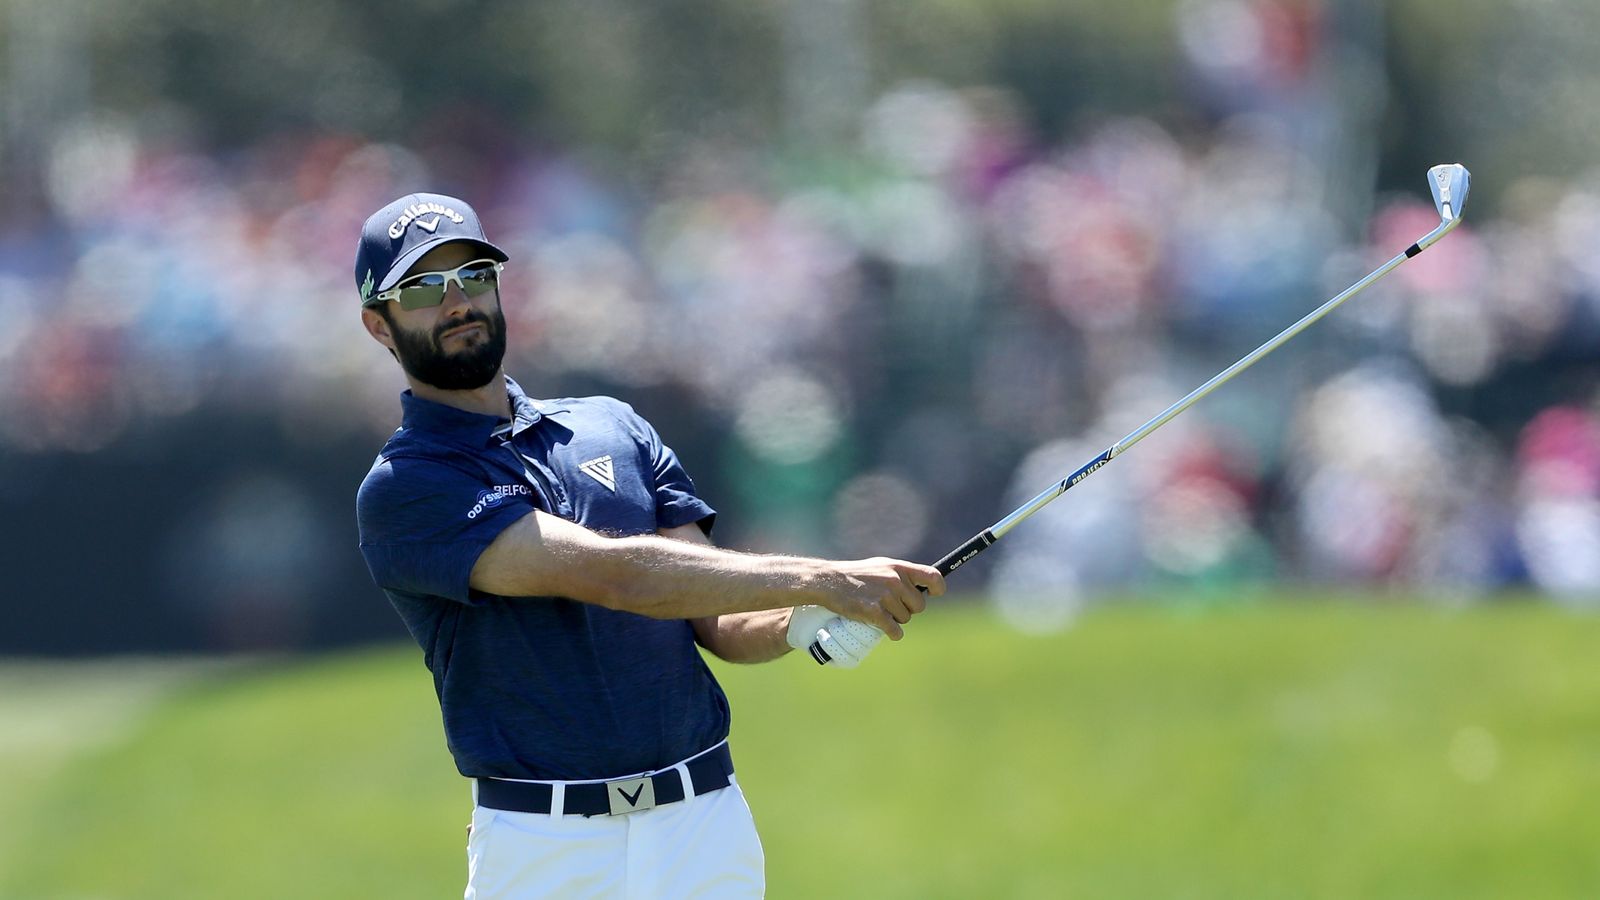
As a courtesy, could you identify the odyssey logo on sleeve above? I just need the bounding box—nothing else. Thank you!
[467,484,532,519]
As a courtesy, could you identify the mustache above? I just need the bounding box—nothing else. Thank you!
[433,310,495,343]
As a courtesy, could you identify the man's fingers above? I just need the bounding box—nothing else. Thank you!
[881,585,916,624]
[876,613,904,640]
[859,599,904,639]
[917,565,947,596]
[895,562,946,597]
[897,574,928,614]
[869,561,940,630]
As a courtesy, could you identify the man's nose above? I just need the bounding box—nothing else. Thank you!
[438,281,472,314]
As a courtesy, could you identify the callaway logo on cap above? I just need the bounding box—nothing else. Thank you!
[354,192,509,306]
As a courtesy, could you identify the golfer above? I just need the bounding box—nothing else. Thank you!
[353,192,944,897]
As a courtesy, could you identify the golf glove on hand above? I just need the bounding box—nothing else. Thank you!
[786,606,884,668]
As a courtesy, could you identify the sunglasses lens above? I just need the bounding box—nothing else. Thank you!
[459,263,499,297]
[396,283,447,310]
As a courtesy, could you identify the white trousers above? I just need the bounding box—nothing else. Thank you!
[464,775,765,899]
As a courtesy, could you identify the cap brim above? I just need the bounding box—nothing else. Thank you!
[376,236,510,293]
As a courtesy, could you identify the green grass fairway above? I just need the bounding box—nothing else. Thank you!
[4,601,1600,898]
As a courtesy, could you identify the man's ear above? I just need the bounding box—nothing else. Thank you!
[361,306,397,350]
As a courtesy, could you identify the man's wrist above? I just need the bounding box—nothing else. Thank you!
[765,556,833,608]
[784,604,835,652]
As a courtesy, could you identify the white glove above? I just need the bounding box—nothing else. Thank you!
[814,617,885,668]
[786,606,885,668]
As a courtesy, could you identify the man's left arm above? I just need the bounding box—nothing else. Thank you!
[659,523,794,664]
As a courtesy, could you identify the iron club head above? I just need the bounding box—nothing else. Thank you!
[1428,163,1471,222]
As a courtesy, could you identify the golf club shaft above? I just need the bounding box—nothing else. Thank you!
[929,215,1461,579]
[809,165,1468,663]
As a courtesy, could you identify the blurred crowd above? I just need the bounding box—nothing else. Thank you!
[3,9,1599,627]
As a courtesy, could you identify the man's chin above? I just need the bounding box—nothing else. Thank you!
[399,353,503,391]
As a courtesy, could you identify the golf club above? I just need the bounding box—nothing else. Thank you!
[811,163,1472,664]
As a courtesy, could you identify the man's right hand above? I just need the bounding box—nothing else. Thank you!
[809,557,945,640]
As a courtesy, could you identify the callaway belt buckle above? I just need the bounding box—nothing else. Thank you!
[605,775,657,816]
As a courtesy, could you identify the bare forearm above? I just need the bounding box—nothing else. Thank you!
[692,609,793,664]
[472,509,946,638]
[471,511,826,619]
[593,535,828,619]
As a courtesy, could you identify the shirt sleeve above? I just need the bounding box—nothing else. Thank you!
[356,454,537,603]
[595,398,717,534]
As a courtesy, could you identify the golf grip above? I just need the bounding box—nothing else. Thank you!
[806,532,994,664]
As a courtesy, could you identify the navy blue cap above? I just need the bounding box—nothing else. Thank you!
[354,193,509,306]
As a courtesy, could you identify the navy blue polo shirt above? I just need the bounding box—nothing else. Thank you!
[356,377,728,780]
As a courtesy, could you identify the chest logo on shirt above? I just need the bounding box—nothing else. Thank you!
[578,455,617,491]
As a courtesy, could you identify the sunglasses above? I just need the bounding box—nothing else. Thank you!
[372,259,504,311]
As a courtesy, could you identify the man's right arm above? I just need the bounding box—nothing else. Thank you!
[470,509,943,638]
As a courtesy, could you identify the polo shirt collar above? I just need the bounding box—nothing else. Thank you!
[399,376,567,447]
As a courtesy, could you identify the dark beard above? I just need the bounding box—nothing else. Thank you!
[390,302,508,391]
